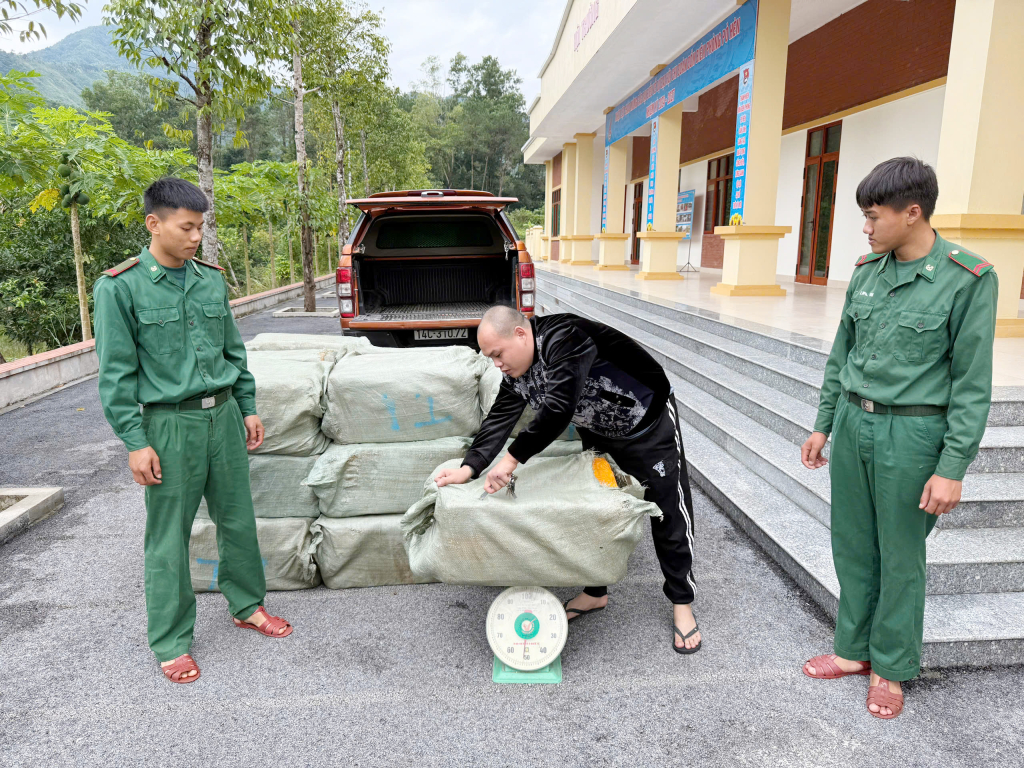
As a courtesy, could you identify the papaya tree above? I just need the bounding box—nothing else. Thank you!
[1,95,195,342]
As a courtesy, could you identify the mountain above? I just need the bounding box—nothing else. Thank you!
[0,25,156,108]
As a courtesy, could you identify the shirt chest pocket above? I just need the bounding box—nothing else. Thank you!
[845,301,874,348]
[893,310,947,363]
[201,301,226,347]
[137,307,183,356]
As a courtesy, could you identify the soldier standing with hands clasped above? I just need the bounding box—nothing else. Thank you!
[800,158,998,719]
[93,178,293,684]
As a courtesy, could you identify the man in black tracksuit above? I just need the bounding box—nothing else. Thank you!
[435,306,701,653]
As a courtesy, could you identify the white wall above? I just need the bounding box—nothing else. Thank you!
[774,85,946,283]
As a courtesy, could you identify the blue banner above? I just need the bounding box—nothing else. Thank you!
[605,0,757,146]
[729,60,755,224]
[645,117,659,229]
[601,144,609,232]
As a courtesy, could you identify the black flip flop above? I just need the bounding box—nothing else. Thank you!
[563,600,606,624]
[673,624,702,654]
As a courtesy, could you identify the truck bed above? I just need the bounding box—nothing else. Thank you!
[351,301,490,323]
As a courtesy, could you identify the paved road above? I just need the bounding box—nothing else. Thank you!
[1,298,1022,767]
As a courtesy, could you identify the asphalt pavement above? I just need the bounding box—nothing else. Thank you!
[1,296,1022,767]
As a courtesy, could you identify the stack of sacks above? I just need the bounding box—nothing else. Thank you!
[312,346,486,589]
[478,359,579,441]
[191,346,345,593]
[402,452,660,586]
[243,332,372,356]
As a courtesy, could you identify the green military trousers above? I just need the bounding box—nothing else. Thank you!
[829,395,945,681]
[141,396,266,662]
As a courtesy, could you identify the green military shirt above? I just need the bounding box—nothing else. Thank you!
[93,247,257,452]
[814,231,998,481]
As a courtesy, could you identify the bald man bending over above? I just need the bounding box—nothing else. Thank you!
[436,306,702,654]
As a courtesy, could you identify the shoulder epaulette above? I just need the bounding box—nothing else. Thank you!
[102,256,140,277]
[948,248,994,277]
[855,252,885,267]
[192,257,226,272]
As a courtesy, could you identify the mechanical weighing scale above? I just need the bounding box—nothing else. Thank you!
[487,585,568,684]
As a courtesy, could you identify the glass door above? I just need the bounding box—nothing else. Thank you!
[796,121,841,285]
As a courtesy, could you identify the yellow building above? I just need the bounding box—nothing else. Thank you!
[525,0,1024,337]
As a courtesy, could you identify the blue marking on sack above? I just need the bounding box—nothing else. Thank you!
[414,393,452,428]
[196,556,268,590]
[382,393,400,431]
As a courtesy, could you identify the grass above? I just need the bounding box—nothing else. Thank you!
[0,333,35,364]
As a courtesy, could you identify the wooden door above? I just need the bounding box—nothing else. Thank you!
[630,182,644,265]
[796,121,842,285]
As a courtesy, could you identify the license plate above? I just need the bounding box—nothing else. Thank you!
[414,328,469,341]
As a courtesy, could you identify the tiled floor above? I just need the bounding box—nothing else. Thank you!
[538,261,1024,387]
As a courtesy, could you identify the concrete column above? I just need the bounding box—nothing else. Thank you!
[636,107,684,280]
[932,0,1024,336]
[710,0,791,297]
[540,159,553,261]
[560,141,577,262]
[596,136,630,270]
[567,132,596,265]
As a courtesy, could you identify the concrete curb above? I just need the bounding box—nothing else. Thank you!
[0,487,64,544]
[0,274,336,410]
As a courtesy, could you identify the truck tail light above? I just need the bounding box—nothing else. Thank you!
[518,263,535,305]
[337,267,354,317]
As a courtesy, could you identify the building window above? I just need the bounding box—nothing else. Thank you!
[551,188,561,237]
[704,153,733,233]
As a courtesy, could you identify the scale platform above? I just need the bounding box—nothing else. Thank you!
[492,655,562,684]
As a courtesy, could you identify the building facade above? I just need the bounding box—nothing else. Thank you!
[524,0,1024,335]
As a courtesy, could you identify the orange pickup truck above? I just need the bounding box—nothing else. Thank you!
[336,189,535,349]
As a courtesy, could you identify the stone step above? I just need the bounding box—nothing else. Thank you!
[537,288,1024,529]
[679,418,1024,667]
[538,284,1024,472]
[538,280,825,408]
[537,271,1024,427]
[537,269,833,370]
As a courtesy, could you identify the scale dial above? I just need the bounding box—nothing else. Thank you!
[486,587,568,672]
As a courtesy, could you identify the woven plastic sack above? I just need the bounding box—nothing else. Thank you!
[247,350,334,456]
[190,517,321,592]
[478,362,579,441]
[197,455,319,520]
[322,346,482,444]
[306,437,471,518]
[245,332,371,356]
[312,514,435,589]
[402,452,659,587]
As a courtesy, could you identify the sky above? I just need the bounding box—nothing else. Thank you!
[1,0,567,104]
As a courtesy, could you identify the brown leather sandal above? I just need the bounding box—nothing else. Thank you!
[867,678,904,720]
[161,654,201,684]
[233,606,293,638]
[803,654,871,679]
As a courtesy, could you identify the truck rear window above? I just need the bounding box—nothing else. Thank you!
[375,219,494,249]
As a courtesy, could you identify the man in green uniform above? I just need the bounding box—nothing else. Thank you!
[94,177,293,684]
[800,158,997,720]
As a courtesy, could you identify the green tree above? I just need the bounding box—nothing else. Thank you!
[302,0,388,251]
[0,0,83,43]
[81,71,191,150]
[106,0,295,264]
[0,84,194,341]
[403,54,542,209]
